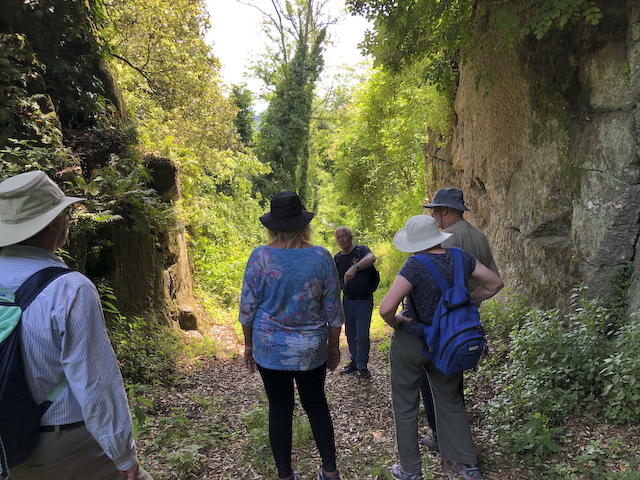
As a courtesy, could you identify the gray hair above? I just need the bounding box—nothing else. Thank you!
[334,226,352,237]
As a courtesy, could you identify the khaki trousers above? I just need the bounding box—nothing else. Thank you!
[9,425,153,480]
[390,327,477,473]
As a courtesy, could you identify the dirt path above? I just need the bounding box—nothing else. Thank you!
[137,322,638,479]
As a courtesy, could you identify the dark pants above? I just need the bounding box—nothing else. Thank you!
[343,296,373,369]
[258,364,337,478]
[421,368,465,435]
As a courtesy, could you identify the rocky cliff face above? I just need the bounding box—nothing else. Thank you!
[0,4,199,330]
[426,2,640,313]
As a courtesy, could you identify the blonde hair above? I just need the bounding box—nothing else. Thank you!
[267,224,312,248]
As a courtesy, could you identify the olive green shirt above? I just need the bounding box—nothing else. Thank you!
[441,219,499,294]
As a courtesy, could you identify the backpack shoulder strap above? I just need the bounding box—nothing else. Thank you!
[15,267,72,310]
[413,254,450,293]
[14,266,72,412]
[450,247,465,288]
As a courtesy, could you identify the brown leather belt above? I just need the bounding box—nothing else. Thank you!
[39,420,85,432]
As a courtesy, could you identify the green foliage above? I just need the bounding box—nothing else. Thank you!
[240,402,273,469]
[179,147,267,309]
[104,0,240,153]
[482,287,640,466]
[0,34,64,149]
[349,0,605,93]
[102,0,269,318]
[606,261,634,333]
[331,60,451,235]
[510,412,562,464]
[231,84,256,147]
[248,0,333,94]
[0,139,73,182]
[517,1,603,40]
[600,320,640,424]
[239,396,314,476]
[144,401,230,478]
[481,290,530,339]
[101,284,181,385]
[18,0,114,126]
[77,150,172,236]
[104,0,216,111]
[571,439,640,479]
[125,384,153,440]
[255,29,326,203]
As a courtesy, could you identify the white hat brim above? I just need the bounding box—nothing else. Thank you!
[0,196,84,247]
[393,228,452,253]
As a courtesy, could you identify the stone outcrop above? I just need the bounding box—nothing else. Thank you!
[0,22,199,329]
[78,156,200,330]
[426,2,640,313]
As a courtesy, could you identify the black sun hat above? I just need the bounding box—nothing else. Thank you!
[259,191,314,230]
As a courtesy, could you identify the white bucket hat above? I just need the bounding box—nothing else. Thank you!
[393,215,452,253]
[0,170,85,247]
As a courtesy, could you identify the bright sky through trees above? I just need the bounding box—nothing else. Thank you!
[207,0,372,110]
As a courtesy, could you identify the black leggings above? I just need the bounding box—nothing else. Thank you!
[258,364,337,478]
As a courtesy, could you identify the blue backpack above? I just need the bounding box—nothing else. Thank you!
[413,248,486,375]
[0,267,71,475]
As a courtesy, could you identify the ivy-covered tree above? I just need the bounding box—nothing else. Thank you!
[230,84,256,147]
[254,20,327,204]
[247,0,335,94]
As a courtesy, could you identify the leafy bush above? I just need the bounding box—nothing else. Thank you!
[483,286,640,465]
[481,289,530,339]
[510,412,562,465]
[101,284,181,385]
[606,261,634,334]
[600,319,640,424]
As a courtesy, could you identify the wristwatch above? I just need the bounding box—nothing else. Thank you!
[354,264,360,270]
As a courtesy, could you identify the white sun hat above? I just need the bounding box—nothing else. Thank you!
[393,215,452,253]
[0,170,85,247]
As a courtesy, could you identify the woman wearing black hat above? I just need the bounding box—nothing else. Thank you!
[238,191,344,480]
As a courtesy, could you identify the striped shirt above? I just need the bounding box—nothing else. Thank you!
[0,245,137,471]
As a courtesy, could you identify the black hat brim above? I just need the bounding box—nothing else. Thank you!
[259,211,314,230]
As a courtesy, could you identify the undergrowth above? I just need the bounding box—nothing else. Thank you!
[479,284,640,474]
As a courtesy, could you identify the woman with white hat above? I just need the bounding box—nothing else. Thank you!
[379,215,503,480]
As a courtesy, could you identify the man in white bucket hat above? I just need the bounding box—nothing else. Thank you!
[0,171,152,480]
[379,215,502,480]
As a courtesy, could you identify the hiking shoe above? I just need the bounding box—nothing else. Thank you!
[419,435,439,452]
[391,464,423,480]
[318,467,341,480]
[359,368,372,379]
[340,361,358,375]
[453,463,483,480]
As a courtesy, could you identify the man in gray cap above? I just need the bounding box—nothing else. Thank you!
[419,187,499,452]
[0,170,152,480]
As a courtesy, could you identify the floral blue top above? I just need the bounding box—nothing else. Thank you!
[238,245,345,371]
